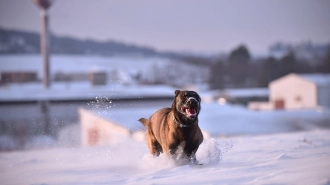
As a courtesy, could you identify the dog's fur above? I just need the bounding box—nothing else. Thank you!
[139,90,203,163]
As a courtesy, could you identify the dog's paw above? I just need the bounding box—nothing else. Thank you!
[189,158,203,165]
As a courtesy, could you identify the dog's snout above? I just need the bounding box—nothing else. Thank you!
[187,97,198,105]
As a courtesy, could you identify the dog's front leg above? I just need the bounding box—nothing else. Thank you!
[186,148,202,165]
[167,143,179,159]
[189,153,197,163]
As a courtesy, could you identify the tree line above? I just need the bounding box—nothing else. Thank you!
[209,45,330,89]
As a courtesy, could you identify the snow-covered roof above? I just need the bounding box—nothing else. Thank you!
[271,73,330,87]
[299,73,330,86]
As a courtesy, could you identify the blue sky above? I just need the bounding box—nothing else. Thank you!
[0,0,329,55]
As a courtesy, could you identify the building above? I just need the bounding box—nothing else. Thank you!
[89,71,107,86]
[248,73,330,110]
[79,108,144,146]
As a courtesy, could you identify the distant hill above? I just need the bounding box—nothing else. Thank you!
[0,28,179,57]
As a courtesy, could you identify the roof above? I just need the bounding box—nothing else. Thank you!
[271,73,330,87]
[299,73,330,86]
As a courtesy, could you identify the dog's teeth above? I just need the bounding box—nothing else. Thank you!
[186,108,197,115]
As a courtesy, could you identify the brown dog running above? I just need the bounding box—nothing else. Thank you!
[139,90,203,164]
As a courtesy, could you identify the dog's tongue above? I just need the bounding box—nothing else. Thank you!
[186,108,197,115]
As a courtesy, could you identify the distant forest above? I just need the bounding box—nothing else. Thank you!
[0,28,180,58]
[209,45,330,89]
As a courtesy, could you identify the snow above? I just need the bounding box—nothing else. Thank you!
[199,103,330,136]
[221,88,268,98]
[0,82,176,101]
[1,129,330,184]
[0,99,330,185]
[2,100,328,184]
[0,54,170,78]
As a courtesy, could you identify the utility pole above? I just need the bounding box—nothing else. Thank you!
[33,0,53,136]
[33,0,52,88]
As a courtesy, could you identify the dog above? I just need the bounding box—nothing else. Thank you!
[139,90,203,164]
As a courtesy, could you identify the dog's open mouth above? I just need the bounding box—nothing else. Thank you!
[180,107,198,117]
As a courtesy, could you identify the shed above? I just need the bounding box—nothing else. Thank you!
[79,108,145,146]
[249,73,330,110]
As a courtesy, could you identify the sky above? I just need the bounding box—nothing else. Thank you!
[0,0,329,55]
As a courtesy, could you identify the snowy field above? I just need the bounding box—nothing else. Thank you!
[0,54,171,78]
[1,100,330,184]
[0,82,176,101]
[1,129,330,185]
[0,54,209,88]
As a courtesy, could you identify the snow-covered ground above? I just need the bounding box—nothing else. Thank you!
[1,129,329,185]
[0,54,209,87]
[0,54,171,79]
[1,100,329,184]
[0,82,176,101]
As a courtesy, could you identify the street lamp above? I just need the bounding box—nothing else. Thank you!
[33,0,53,88]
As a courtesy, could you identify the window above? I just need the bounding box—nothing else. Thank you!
[274,99,285,109]
[295,95,302,102]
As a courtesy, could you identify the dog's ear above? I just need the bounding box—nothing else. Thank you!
[174,90,181,96]
[172,90,180,110]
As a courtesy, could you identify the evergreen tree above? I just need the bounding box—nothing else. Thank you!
[209,59,226,89]
[319,46,330,73]
[279,51,297,76]
[228,45,251,87]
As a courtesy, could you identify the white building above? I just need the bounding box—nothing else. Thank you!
[79,108,145,146]
[249,73,330,110]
